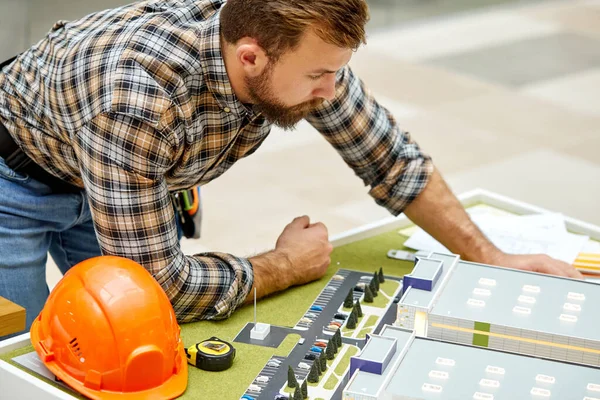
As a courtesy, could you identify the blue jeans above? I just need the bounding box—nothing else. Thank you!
[0,156,101,339]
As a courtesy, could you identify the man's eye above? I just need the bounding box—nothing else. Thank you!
[309,74,324,81]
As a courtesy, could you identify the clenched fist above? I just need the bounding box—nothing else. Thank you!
[275,215,333,286]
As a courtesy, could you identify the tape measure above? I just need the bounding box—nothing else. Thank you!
[185,337,236,372]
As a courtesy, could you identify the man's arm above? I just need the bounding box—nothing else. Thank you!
[404,168,582,278]
[307,66,581,279]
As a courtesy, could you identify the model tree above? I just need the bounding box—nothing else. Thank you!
[326,339,335,360]
[316,355,322,375]
[354,299,363,318]
[307,361,319,383]
[301,379,308,399]
[334,328,343,347]
[294,384,303,400]
[331,335,338,354]
[369,277,378,297]
[287,365,298,388]
[319,351,327,372]
[349,309,357,330]
[344,288,354,308]
[372,272,380,292]
[364,285,374,303]
[378,267,385,283]
[346,311,357,329]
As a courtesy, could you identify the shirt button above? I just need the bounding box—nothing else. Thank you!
[224,107,231,113]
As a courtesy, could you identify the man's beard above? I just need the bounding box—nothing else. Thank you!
[246,65,325,130]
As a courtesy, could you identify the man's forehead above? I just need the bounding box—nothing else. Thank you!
[289,30,353,68]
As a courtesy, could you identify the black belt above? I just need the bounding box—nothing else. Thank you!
[0,121,81,194]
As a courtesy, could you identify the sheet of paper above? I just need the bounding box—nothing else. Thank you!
[403,213,589,264]
[582,241,600,254]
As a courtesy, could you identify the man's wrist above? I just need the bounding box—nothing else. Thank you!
[248,250,294,297]
[463,240,504,265]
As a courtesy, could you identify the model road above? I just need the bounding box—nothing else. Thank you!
[235,271,402,400]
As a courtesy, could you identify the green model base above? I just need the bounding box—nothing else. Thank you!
[0,228,414,400]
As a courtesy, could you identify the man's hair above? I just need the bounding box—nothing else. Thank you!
[220,0,369,61]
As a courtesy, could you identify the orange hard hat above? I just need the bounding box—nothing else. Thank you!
[30,256,188,399]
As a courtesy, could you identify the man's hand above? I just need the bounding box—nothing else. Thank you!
[274,215,333,286]
[245,216,332,304]
[487,253,583,279]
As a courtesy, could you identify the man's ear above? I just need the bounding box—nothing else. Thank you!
[235,38,269,77]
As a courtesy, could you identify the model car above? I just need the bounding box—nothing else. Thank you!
[298,362,311,370]
[248,384,262,392]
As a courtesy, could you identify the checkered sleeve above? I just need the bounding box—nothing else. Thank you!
[306,66,434,215]
[74,112,253,322]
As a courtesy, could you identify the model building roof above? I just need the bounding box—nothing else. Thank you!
[431,261,599,342]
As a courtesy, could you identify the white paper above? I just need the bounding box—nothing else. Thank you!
[404,213,589,264]
[582,240,600,254]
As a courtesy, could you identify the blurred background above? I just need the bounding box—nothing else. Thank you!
[0,0,598,288]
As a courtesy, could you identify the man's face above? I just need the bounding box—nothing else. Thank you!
[246,29,353,130]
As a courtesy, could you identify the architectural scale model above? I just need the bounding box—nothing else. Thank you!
[342,251,600,400]
[397,251,600,367]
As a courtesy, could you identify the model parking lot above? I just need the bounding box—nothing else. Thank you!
[242,356,288,399]
[294,270,351,330]
[235,269,402,399]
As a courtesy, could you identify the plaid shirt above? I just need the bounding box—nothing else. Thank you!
[0,0,432,322]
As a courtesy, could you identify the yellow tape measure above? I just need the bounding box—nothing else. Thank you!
[185,337,236,371]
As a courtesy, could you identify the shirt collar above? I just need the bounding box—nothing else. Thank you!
[198,8,252,117]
